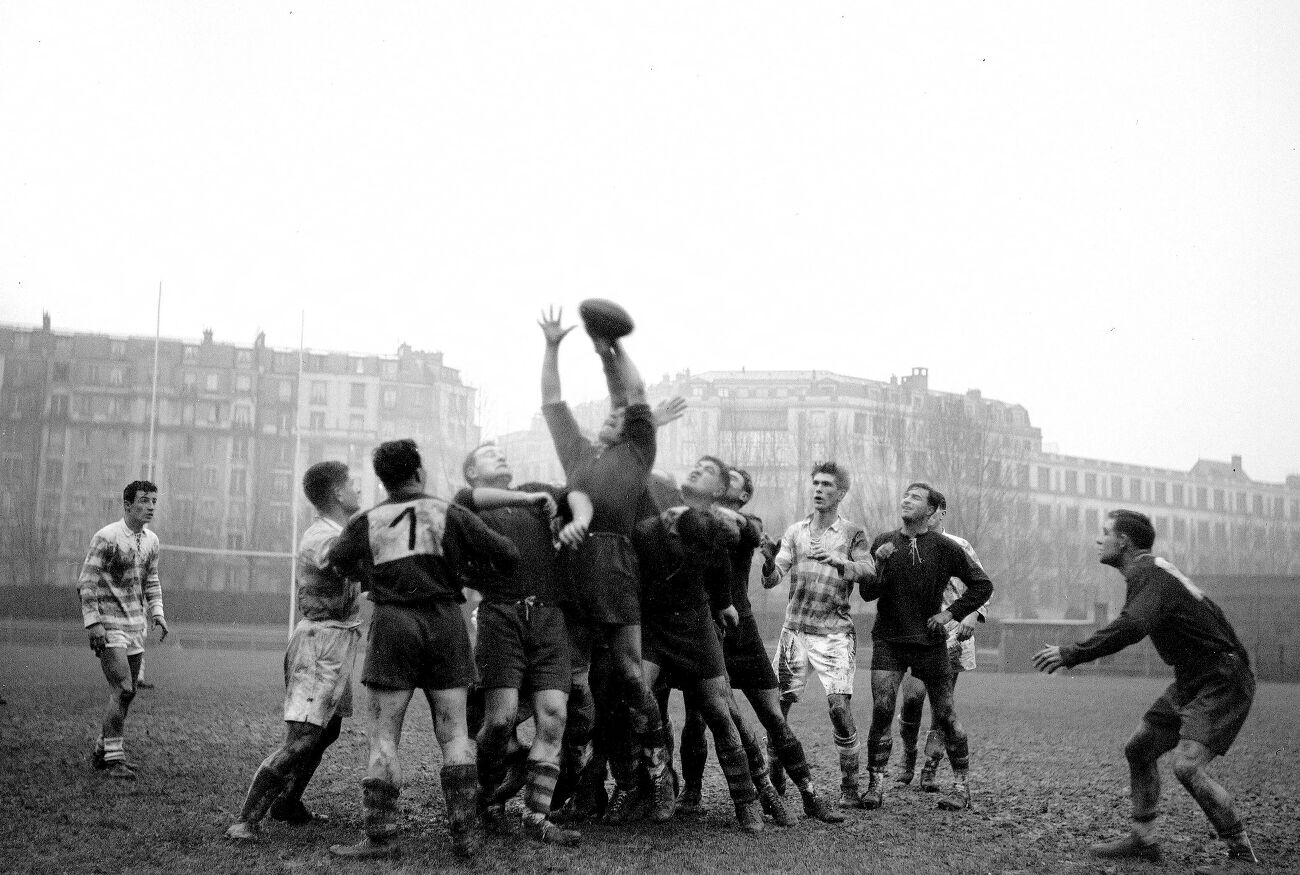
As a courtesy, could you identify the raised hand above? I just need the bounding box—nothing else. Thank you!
[652,396,688,427]
[538,306,575,346]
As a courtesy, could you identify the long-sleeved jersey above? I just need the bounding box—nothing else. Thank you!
[863,529,993,645]
[78,520,163,631]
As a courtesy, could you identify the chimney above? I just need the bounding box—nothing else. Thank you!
[1231,454,1242,473]
[41,311,51,331]
[202,328,214,345]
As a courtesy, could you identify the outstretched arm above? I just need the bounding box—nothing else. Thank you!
[596,338,646,408]
[539,306,574,406]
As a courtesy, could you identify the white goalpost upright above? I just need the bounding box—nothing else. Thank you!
[287,311,306,641]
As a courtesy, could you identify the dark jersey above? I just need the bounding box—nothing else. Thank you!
[453,482,569,603]
[863,529,993,645]
[542,401,656,535]
[1062,554,1248,686]
[726,512,764,617]
[633,508,734,614]
[329,491,519,606]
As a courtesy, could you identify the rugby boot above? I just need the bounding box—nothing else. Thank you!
[734,798,765,834]
[329,837,401,860]
[676,785,704,815]
[860,768,885,810]
[758,781,796,827]
[648,770,677,823]
[106,762,137,780]
[523,812,581,847]
[442,764,484,859]
[270,798,327,825]
[838,782,864,809]
[937,777,970,811]
[1193,850,1261,874]
[800,788,846,824]
[480,801,518,835]
[602,784,645,825]
[226,765,289,839]
[1088,832,1163,862]
[553,766,608,824]
[918,757,942,792]
[895,745,918,785]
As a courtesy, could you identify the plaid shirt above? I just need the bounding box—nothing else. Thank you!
[78,520,164,631]
[297,516,361,626]
[764,513,873,635]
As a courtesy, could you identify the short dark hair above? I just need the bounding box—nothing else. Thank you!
[1108,509,1155,550]
[123,480,158,505]
[373,439,422,491]
[303,461,349,510]
[811,461,850,492]
[463,441,495,483]
[905,482,942,512]
[732,467,755,506]
[697,455,732,498]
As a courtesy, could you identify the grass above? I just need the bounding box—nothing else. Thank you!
[1,640,1295,874]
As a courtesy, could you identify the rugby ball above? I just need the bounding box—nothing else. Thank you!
[578,298,635,341]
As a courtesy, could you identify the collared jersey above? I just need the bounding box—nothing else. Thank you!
[297,515,361,626]
[329,492,519,606]
[453,482,569,603]
[864,529,993,645]
[1062,554,1248,686]
[543,401,657,535]
[765,513,874,635]
[78,520,164,631]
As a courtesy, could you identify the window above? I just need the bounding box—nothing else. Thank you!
[235,374,251,392]
[1172,483,1184,505]
[111,340,127,357]
[382,361,398,378]
[229,469,246,495]
[309,411,326,431]
[52,362,70,381]
[50,395,69,417]
[1037,467,1051,491]
[1130,478,1143,501]
[1111,476,1123,498]
[349,413,365,432]
[74,395,92,417]
[1197,520,1210,542]
[1252,494,1264,515]
[853,412,869,434]
[1085,509,1099,533]
[1064,471,1078,493]
[1037,505,1052,527]
[75,461,90,480]
[382,388,397,409]
[183,346,197,363]
[233,405,251,428]
[1154,482,1167,504]
[204,373,220,392]
[1213,489,1225,511]
[202,467,218,489]
[232,436,249,461]
[272,473,291,497]
[109,368,125,386]
[1173,518,1187,541]
[236,349,252,367]
[1214,523,1227,544]
[182,371,197,389]
[350,383,367,407]
[1065,507,1079,529]
[227,532,245,550]
[1155,517,1170,539]
[352,357,366,375]
[278,380,293,402]
[1196,487,1207,509]
[1084,473,1096,496]
[310,381,327,405]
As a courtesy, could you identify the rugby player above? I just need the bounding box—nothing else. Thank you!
[226,461,362,840]
[1034,510,1259,874]
[456,441,592,846]
[326,439,520,860]
[762,462,875,808]
[862,483,993,812]
[80,480,169,780]
[895,494,989,791]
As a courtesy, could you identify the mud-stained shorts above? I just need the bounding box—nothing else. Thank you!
[363,601,475,691]
[774,627,856,701]
[477,601,571,693]
[723,612,779,691]
[103,627,147,657]
[871,638,953,686]
[283,619,361,726]
[643,605,727,682]
[1144,652,1255,756]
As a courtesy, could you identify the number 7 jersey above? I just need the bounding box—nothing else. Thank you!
[328,492,520,606]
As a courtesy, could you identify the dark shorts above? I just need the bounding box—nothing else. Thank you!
[1144,652,1255,756]
[476,602,571,693]
[363,601,475,691]
[571,533,641,626]
[870,638,952,685]
[643,605,726,682]
[723,612,779,691]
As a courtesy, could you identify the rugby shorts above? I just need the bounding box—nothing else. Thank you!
[1144,651,1255,756]
[476,601,571,693]
[723,612,779,690]
[282,619,361,726]
[773,627,856,700]
[870,638,953,686]
[643,605,727,682]
[363,600,475,691]
[102,626,147,656]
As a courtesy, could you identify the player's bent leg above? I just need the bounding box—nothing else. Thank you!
[695,678,761,833]
[1086,719,1177,862]
[521,688,580,846]
[726,691,792,827]
[1171,739,1259,870]
[271,717,338,825]
[330,687,412,860]
[477,687,521,834]
[227,721,327,839]
[746,687,842,823]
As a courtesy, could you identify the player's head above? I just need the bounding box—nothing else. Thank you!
[724,467,754,509]
[373,439,424,493]
[927,489,948,531]
[1099,509,1155,566]
[303,461,359,515]
[676,507,717,566]
[810,462,849,513]
[684,455,730,503]
[596,406,627,446]
[901,482,940,523]
[122,480,158,527]
[464,441,512,487]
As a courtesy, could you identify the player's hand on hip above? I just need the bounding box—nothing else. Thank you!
[1032,644,1065,674]
[87,623,107,656]
[557,519,588,549]
[152,616,169,642]
[926,610,952,634]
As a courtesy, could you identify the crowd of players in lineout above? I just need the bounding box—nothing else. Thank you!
[75,307,1262,873]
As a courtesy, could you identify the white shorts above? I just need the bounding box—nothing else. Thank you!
[104,627,147,656]
[773,627,856,701]
[283,620,362,727]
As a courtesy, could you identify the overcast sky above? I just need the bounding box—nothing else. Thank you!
[3,3,1298,482]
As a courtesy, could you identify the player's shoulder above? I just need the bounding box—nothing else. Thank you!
[91,521,122,542]
[941,531,972,550]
